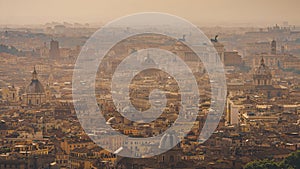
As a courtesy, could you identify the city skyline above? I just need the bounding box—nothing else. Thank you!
[0,2,300,168]
[0,0,300,26]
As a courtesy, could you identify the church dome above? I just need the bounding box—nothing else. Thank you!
[255,58,271,76]
[26,80,45,94]
[253,58,272,86]
[159,131,180,150]
[26,67,45,94]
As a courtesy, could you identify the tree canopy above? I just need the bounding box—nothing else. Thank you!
[244,151,300,169]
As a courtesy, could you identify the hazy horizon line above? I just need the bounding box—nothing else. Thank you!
[0,20,298,28]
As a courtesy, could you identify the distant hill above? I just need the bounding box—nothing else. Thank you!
[0,44,22,56]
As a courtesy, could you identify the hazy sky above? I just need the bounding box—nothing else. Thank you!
[0,0,299,26]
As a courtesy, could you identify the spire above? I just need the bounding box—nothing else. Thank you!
[260,57,265,66]
[32,66,38,80]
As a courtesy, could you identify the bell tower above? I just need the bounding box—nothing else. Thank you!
[271,40,276,55]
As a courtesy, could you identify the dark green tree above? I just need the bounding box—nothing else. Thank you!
[244,151,300,169]
[244,159,279,169]
[281,151,300,169]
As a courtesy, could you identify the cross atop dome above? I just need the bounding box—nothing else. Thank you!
[32,66,38,80]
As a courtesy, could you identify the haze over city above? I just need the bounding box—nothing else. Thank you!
[0,0,300,26]
[0,1,300,169]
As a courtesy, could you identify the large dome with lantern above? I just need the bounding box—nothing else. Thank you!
[26,67,45,94]
[253,57,272,86]
[23,67,48,106]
